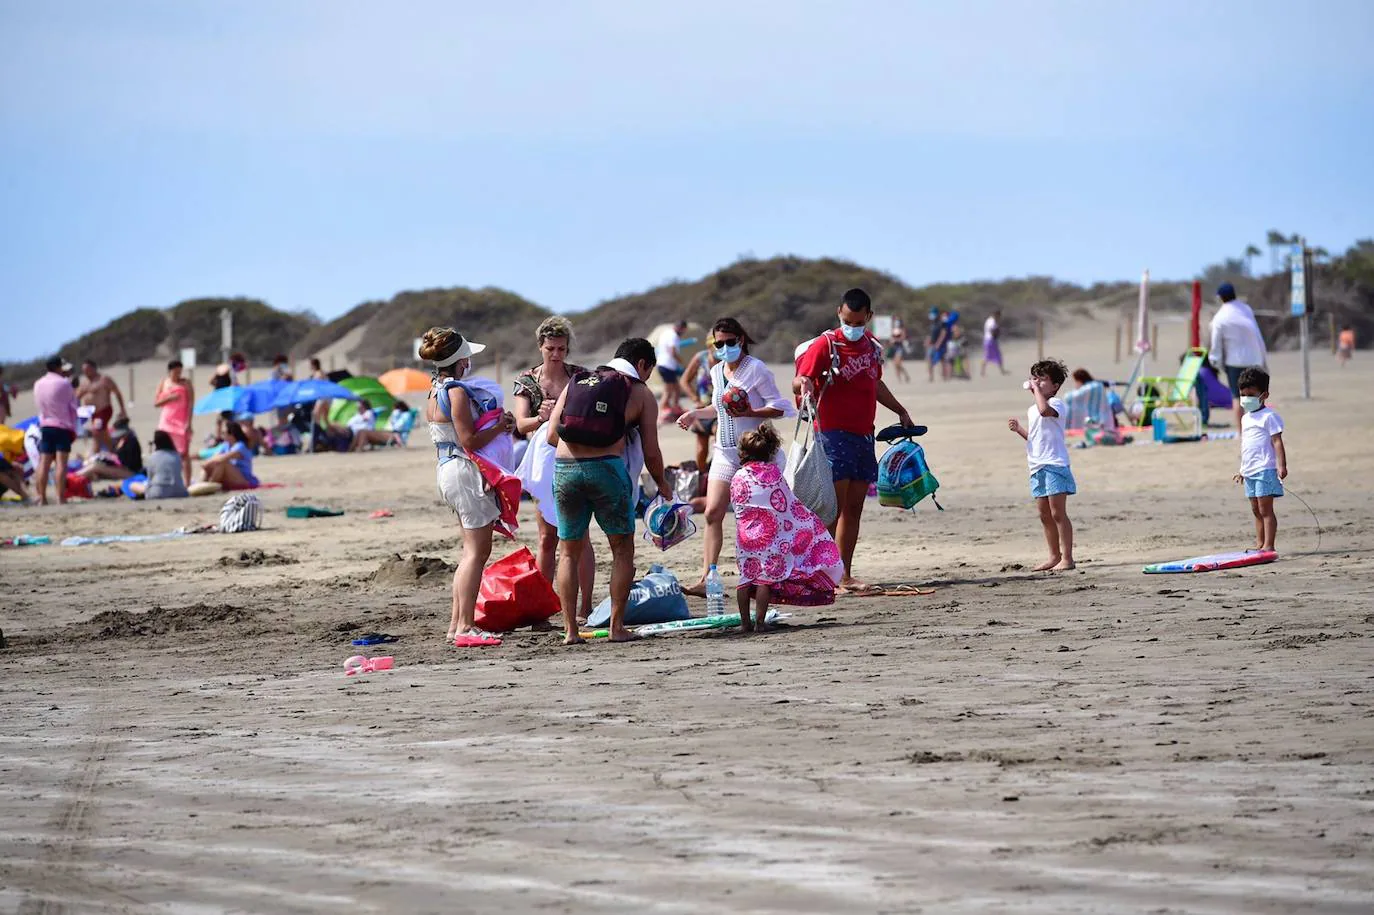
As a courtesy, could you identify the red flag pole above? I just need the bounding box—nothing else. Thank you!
[1189,281,1202,349]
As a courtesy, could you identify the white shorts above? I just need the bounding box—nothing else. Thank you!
[437,457,501,530]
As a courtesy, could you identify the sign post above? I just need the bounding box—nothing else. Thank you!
[220,308,234,365]
[1290,241,1310,399]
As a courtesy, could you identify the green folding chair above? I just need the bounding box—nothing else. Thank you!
[1134,347,1207,424]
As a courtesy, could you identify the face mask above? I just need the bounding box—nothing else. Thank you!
[715,344,743,363]
[840,324,866,342]
[1239,395,1263,413]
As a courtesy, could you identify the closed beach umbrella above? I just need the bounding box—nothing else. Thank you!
[378,368,431,397]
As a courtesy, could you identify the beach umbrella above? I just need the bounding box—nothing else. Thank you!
[271,379,360,409]
[240,378,291,415]
[378,367,431,397]
[194,385,249,415]
[339,376,395,409]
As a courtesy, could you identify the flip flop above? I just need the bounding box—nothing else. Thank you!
[838,582,886,596]
[369,509,394,519]
[454,633,503,647]
[351,633,399,646]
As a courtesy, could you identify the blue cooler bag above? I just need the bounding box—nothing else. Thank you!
[878,438,942,510]
[586,564,691,627]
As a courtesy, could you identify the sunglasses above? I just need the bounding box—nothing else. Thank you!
[713,337,740,349]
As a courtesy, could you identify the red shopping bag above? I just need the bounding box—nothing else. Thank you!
[474,547,561,631]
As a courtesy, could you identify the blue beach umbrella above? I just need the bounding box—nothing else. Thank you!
[271,379,360,409]
[240,378,290,415]
[194,385,249,415]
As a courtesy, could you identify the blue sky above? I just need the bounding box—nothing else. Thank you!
[3,0,1372,360]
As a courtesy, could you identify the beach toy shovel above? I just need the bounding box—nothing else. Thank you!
[344,655,394,676]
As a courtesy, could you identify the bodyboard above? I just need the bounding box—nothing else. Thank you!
[1143,550,1277,574]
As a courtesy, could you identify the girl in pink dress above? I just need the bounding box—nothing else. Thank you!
[730,424,845,631]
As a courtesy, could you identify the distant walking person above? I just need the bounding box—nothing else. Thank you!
[1337,325,1355,367]
[1208,282,1268,429]
[925,307,949,382]
[655,320,689,417]
[982,309,1007,376]
[76,359,127,455]
[547,338,669,644]
[887,316,911,383]
[154,359,195,486]
[33,356,78,505]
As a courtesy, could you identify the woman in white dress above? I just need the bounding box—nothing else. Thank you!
[676,318,795,596]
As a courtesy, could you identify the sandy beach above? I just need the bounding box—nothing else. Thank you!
[2,316,1372,914]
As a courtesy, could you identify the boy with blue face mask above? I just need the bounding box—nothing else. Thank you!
[1232,367,1286,552]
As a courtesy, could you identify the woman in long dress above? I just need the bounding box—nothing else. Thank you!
[675,317,795,596]
[513,317,596,622]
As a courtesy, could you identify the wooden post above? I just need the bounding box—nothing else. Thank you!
[127,366,135,405]
[1036,318,1044,361]
[1151,324,1159,361]
[329,354,336,372]
[494,352,503,384]
[1330,312,1338,354]
[1114,324,1122,364]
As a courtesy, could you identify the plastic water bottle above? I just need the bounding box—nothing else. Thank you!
[705,565,727,618]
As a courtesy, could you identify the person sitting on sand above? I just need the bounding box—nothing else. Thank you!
[1062,369,1119,434]
[386,400,415,446]
[201,420,259,491]
[1007,359,1076,572]
[126,431,190,500]
[346,404,393,451]
[731,423,844,631]
[0,453,31,503]
[71,417,143,488]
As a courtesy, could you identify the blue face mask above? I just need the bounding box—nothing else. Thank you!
[1239,395,1264,413]
[840,323,866,342]
[714,343,743,363]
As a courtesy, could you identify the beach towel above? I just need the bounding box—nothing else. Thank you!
[730,461,844,606]
[516,418,559,526]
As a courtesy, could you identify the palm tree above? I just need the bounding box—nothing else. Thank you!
[1244,244,1262,276]
[1266,229,1287,272]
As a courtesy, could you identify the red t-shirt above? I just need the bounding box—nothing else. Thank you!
[795,329,884,435]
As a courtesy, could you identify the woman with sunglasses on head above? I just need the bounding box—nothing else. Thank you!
[677,318,795,597]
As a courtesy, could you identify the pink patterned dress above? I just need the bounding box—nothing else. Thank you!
[730,461,845,606]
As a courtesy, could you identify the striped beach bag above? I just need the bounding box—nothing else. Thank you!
[219,493,264,533]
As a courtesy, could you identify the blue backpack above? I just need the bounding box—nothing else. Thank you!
[877,426,942,510]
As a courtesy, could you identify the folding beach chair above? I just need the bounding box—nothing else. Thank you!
[1132,347,1207,424]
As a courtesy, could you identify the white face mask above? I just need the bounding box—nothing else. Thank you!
[840,323,866,342]
[1239,395,1263,413]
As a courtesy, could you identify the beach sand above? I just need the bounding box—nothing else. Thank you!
[2,315,1372,913]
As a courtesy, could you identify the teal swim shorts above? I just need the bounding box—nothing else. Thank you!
[554,456,635,541]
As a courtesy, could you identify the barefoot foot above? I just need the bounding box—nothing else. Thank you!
[1033,557,1062,572]
[563,633,586,646]
[608,628,642,643]
[1051,560,1076,572]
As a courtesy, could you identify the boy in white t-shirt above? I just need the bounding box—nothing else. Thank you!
[1008,359,1076,571]
[1233,367,1287,552]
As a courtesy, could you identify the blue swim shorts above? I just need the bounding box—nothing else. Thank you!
[554,456,636,541]
[819,430,878,484]
[1030,465,1077,499]
[1244,468,1284,499]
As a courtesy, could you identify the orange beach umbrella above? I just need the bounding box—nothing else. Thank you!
[379,368,432,397]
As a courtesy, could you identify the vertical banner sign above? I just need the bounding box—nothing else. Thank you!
[1290,243,1307,316]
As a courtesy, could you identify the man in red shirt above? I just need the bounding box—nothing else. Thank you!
[794,288,916,593]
